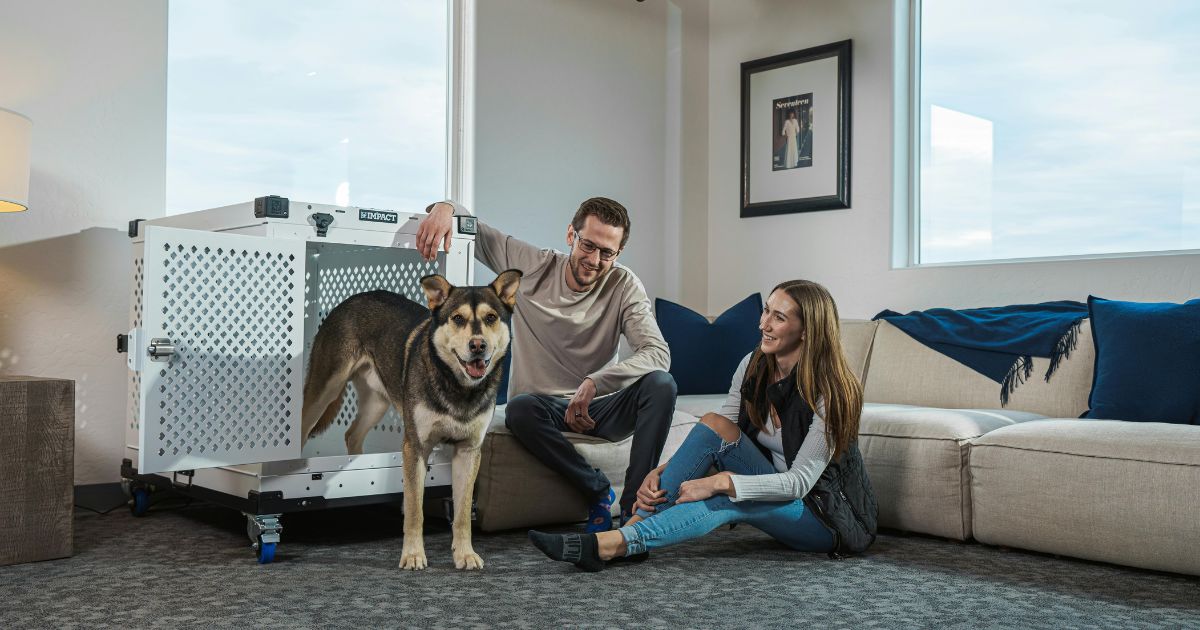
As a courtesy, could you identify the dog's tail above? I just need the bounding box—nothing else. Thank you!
[308,390,345,439]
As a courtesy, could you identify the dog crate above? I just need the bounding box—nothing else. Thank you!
[119,196,479,563]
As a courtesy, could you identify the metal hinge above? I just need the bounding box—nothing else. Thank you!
[126,328,144,371]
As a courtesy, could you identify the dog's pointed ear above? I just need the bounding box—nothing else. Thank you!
[421,274,453,310]
[490,269,522,310]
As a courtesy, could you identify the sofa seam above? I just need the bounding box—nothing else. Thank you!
[860,433,984,443]
[959,440,971,540]
[859,320,879,387]
[970,442,1200,468]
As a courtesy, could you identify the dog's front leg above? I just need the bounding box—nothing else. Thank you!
[399,439,428,570]
[450,444,484,570]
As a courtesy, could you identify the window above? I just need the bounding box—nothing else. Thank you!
[167,1,452,214]
[913,1,1200,264]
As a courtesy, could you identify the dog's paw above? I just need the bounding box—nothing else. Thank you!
[454,550,484,571]
[398,549,428,571]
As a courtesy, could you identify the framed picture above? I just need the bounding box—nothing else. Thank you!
[741,40,851,217]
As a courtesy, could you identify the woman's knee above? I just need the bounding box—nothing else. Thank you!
[699,413,741,443]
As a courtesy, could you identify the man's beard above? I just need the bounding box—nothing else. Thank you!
[568,254,607,290]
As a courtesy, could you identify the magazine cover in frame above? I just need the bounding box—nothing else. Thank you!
[772,94,813,171]
[742,40,851,217]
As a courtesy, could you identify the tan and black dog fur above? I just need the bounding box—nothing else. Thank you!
[300,270,521,571]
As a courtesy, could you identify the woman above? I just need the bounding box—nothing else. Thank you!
[528,280,877,571]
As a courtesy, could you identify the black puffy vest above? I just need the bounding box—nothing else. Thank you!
[737,372,878,556]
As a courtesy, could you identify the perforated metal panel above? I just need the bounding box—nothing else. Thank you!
[300,243,441,456]
[138,226,305,473]
[128,255,143,435]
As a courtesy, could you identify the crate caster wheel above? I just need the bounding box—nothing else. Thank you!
[129,488,150,517]
[254,540,277,564]
[246,513,282,564]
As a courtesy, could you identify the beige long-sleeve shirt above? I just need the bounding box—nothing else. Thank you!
[442,202,670,398]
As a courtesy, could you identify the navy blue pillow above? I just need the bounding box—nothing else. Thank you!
[1084,296,1200,424]
[656,294,763,395]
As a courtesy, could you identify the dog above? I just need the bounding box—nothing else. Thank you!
[300,270,521,570]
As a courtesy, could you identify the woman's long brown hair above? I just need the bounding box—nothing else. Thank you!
[742,280,863,460]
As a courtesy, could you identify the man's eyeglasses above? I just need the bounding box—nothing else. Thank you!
[572,230,620,261]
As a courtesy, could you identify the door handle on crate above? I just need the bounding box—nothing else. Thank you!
[310,212,335,237]
[148,338,176,362]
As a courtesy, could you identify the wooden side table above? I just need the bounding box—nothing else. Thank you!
[0,375,74,565]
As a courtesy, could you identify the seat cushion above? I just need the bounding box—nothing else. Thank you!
[970,419,1200,576]
[674,394,727,418]
[473,405,697,532]
[858,403,1045,540]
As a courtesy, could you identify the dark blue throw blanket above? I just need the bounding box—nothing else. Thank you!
[873,301,1089,406]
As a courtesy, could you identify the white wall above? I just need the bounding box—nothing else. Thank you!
[1,0,708,483]
[473,0,709,308]
[0,0,166,483]
[704,0,1200,318]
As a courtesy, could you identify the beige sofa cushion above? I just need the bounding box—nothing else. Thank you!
[840,319,879,383]
[859,403,1045,540]
[864,320,1094,418]
[970,419,1200,576]
[473,406,697,532]
[674,394,727,418]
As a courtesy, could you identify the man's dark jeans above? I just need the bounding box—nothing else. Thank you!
[503,370,678,516]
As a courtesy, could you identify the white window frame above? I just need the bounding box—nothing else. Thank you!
[897,0,1200,269]
[447,0,474,209]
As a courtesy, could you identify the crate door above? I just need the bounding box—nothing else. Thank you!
[137,226,306,473]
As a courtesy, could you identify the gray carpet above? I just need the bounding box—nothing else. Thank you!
[2,500,1198,629]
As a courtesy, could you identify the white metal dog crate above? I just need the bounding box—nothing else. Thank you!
[119,196,478,562]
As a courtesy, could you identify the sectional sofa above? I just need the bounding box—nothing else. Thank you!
[473,319,1200,576]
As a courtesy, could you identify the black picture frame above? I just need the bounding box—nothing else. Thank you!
[740,40,852,218]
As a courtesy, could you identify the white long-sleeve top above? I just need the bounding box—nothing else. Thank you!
[717,353,833,502]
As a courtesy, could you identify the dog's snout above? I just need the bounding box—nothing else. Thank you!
[469,338,487,355]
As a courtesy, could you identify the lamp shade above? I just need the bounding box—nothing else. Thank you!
[0,108,32,213]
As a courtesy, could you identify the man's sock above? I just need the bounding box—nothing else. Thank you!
[585,487,616,534]
[528,530,605,572]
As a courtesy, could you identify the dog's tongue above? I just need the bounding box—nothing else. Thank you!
[466,359,487,378]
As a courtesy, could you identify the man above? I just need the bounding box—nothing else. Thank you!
[416,198,676,532]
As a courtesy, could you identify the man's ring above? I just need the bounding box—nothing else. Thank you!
[575,412,582,417]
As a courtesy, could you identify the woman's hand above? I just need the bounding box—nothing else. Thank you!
[633,464,667,514]
[676,472,734,504]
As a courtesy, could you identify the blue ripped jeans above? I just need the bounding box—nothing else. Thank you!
[618,422,834,556]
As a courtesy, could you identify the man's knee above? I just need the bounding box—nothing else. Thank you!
[503,394,541,433]
[640,370,678,401]
[699,412,741,443]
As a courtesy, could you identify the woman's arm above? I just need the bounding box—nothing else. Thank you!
[725,411,832,502]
